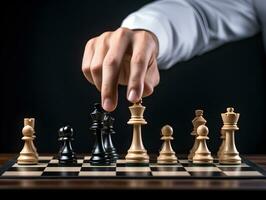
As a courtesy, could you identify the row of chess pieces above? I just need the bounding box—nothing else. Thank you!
[186,108,241,165]
[16,103,119,165]
[16,103,241,166]
[123,102,242,165]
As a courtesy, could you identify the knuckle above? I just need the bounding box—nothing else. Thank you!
[115,28,129,39]
[85,38,95,49]
[82,64,90,74]
[99,32,111,44]
[90,63,102,74]
[131,53,146,66]
[103,55,119,67]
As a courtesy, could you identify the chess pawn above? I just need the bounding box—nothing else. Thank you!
[193,125,213,164]
[157,125,177,164]
[24,118,38,159]
[219,107,241,164]
[217,130,225,158]
[188,110,207,161]
[125,100,149,164]
[58,125,77,164]
[17,125,38,165]
[102,113,119,162]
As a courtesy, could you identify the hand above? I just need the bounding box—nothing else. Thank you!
[82,28,160,112]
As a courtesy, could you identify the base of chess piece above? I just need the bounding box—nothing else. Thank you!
[157,152,177,164]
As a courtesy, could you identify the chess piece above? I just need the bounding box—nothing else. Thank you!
[24,118,38,159]
[58,125,77,164]
[17,124,38,165]
[219,107,241,164]
[193,125,213,164]
[90,103,110,165]
[102,112,119,162]
[157,125,177,164]
[217,129,225,158]
[188,110,207,161]
[125,100,149,164]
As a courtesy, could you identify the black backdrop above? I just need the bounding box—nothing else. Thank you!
[1,0,266,154]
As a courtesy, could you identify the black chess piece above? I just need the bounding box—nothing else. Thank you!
[58,125,77,165]
[102,112,119,162]
[89,103,110,165]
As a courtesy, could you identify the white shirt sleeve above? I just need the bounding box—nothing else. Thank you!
[121,0,261,70]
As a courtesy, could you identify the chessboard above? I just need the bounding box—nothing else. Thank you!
[1,155,266,179]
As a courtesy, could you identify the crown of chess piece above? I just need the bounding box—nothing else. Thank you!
[188,110,207,161]
[192,125,213,164]
[102,112,119,162]
[17,120,38,165]
[125,100,149,164]
[219,107,241,164]
[89,103,110,165]
[58,125,77,164]
[157,125,178,164]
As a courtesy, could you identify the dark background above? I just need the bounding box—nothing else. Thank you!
[1,0,266,155]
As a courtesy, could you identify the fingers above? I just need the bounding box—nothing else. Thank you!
[127,32,156,103]
[101,28,131,111]
[82,28,160,112]
[143,56,160,97]
[90,32,111,91]
[82,39,95,84]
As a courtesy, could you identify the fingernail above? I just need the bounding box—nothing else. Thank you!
[128,89,139,102]
[103,98,113,111]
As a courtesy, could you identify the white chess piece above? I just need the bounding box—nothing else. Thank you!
[17,125,38,165]
[219,108,241,164]
[125,101,149,164]
[188,110,207,161]
[157,125,177,164]
[193,125,213,164]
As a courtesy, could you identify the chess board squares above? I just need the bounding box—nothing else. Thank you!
[79,162,116,176]
[217,164,264,177]
[222,171,263,177]
[185,166,226,177]
[1,163,48,177]
[42,161,82,176]
[150,164,190,177]
[49,159,83,165]
[116,166,152,177]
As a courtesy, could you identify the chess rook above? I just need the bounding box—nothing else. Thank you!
[157,125,177,164]
[89,103,110,165]
[58,125,77,165]
[102,113,119,162]
[17,124,38,165]
[219,107,241,164]
[125,101,149,164]
[188,110,207,161]
[192,125,213,164]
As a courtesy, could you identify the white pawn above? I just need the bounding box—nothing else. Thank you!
[193,125,213,164]
[17,125,38,165]
[157,125,177,164]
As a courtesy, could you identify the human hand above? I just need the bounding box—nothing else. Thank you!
[82,28,160,112]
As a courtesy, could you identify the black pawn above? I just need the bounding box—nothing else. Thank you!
[103,113,119,162]
[89,103,110,165]
[58,125,77,165]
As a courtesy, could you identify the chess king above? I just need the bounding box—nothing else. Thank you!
[125,100,149,164]
[219,108,241,164]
